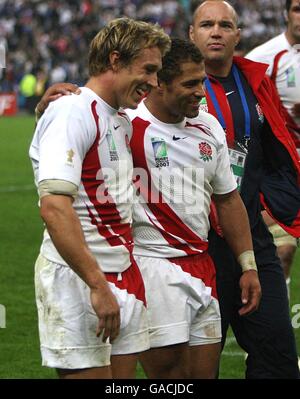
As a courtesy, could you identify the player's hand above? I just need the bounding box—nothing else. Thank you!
[90,286,120,343]
[292,103,300,118]
[238,270,261,316]
[36,83,81,116]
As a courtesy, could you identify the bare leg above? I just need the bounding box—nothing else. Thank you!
[189,342,221,379]
[111,354,138,379]
[277,245,296,280]
[57,366,112,379]
[139,343,190,379]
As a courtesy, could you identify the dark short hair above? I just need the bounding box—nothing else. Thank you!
[286,0,292,12]
[158,38,204,85]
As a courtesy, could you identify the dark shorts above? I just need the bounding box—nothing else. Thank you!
[208,224,299,379]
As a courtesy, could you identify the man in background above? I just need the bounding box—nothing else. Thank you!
[190,0,300,378]
[247,0,300,297]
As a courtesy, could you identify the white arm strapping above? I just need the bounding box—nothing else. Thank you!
[38,179,78,200]
[237,250,258,273]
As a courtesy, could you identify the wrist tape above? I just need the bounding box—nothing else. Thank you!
[237,250,258,273]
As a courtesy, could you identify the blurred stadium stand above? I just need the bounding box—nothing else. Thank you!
[0,0,287,113]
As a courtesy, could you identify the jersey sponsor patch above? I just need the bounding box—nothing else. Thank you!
[286,66,296,88]
[199,142,212,162]
[151,137,170,168]
[106,129,119,161]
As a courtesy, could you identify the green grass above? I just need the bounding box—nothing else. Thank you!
[0,116,299,378]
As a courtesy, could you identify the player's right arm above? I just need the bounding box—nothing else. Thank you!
[34,99,120,342]
[208,114,261,316]
[40,193,120,342]
[213,190,261,316]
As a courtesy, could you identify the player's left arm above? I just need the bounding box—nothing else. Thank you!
[213,190,262,316]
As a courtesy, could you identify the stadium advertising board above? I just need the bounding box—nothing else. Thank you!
[0,93,18,116]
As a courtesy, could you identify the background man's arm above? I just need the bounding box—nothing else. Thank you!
[35,83,80,120]
[213,189,261,316]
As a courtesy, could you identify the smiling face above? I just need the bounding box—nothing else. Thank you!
[190,1,240,75]
[287,0,300,44]
[161,60,206,121]
[114,46,162,109]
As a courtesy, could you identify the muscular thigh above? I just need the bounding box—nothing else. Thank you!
[139,343,190,379]
[134,254,217,349]
[35,254,149,370]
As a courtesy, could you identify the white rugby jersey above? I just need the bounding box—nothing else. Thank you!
[30,87,134,272]
[247,33,300,136]
[126,100,237,258]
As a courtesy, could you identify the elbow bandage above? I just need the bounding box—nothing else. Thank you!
[237,250,258,273]
[38,179,78,200]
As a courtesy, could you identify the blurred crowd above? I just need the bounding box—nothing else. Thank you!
[0,0,287,112]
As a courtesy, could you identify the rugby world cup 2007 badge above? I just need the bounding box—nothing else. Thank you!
[151,137,169,168]
[199,96,208,113]
[106,129,119,161]
[286,66,296,87]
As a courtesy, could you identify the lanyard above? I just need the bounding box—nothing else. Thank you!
[205,65,251,141]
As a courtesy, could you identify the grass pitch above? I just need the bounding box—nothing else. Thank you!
[0,116,299,378]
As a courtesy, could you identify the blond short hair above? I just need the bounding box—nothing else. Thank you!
[88,18,171,76]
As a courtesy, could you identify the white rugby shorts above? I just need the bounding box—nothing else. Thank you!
[134,252,221,348]
[35,254,149,369]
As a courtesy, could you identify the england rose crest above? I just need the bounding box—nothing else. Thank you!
[199,142,212,162]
